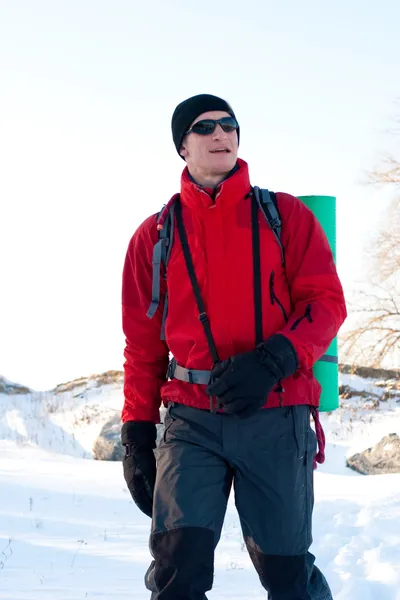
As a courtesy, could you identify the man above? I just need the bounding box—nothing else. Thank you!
[121,94,347,599]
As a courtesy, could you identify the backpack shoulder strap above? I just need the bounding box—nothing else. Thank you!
[159,201,176,275]
[253,187,285,266]
[146,198,176,341]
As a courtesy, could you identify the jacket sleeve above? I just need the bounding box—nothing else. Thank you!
[275,193,347,369]
[121,214,169,423]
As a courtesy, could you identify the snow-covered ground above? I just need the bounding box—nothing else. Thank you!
[0,370,399,599]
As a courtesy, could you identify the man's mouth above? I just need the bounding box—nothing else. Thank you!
[209,148,230,154]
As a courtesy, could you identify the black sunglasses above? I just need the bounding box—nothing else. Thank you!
[185,116,239,136]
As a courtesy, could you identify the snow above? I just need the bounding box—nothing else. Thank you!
[0,371,399,599]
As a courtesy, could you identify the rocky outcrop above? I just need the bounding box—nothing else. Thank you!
[339,364,400,381]
[93,409,166,461]
[53,370,124,395]
[346,433,400,475]
[0,376,31,395]
[93,412,124,461]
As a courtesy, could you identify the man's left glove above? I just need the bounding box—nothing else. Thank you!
[206,334,298,418]
[121,421,157,518]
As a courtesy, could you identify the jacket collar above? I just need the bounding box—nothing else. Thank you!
[180,158,251,212]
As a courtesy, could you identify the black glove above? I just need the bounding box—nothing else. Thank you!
[121,421,157,518]
[206,334,298,418]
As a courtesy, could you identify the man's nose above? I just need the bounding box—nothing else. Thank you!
[212,124,227,140]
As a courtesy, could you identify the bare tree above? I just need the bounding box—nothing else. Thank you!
[341,149,400,367]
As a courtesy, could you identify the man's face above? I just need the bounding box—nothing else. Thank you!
[180,110,239,182]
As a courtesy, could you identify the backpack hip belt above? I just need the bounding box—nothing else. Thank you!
[168,358,212,385]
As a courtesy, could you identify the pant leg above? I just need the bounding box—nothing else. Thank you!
[233,406,332,600]
[148,403,233,600]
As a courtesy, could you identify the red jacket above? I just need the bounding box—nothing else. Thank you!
[122,159,347,423]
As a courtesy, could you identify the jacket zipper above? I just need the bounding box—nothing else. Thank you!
[269,271,288,406]
[269,271,288,323]
[277,384,285,407]
[290,304,313,331]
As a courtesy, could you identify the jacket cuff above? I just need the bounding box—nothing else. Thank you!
[257,334,298,380]
[121,421,157,449]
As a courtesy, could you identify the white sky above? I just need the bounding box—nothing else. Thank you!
[1,0,399,390]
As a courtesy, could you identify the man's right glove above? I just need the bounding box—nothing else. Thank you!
[206,334,298,418]
[121,421,157,518]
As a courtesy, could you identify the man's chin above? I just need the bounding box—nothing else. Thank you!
[209,159,236,176]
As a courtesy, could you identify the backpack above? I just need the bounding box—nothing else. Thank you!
[144,188,335,437]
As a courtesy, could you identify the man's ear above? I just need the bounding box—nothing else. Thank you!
[180,143,188,159]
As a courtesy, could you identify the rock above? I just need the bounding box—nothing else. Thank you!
[0,375,31,395]
[346,433,400,475]
[93,408,166,461]
[53,370,124,395]
[93,412,124,461]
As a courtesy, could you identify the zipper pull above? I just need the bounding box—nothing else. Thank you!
[305,304,313,323]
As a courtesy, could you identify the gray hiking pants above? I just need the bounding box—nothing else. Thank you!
[146,402,332,600]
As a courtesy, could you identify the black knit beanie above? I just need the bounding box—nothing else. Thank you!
[171,93,239,158]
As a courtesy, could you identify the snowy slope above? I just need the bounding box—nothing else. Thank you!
[0,372,124,459]
[0,370,399,599]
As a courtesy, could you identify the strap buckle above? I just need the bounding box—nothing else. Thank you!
[167,358,176,380]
